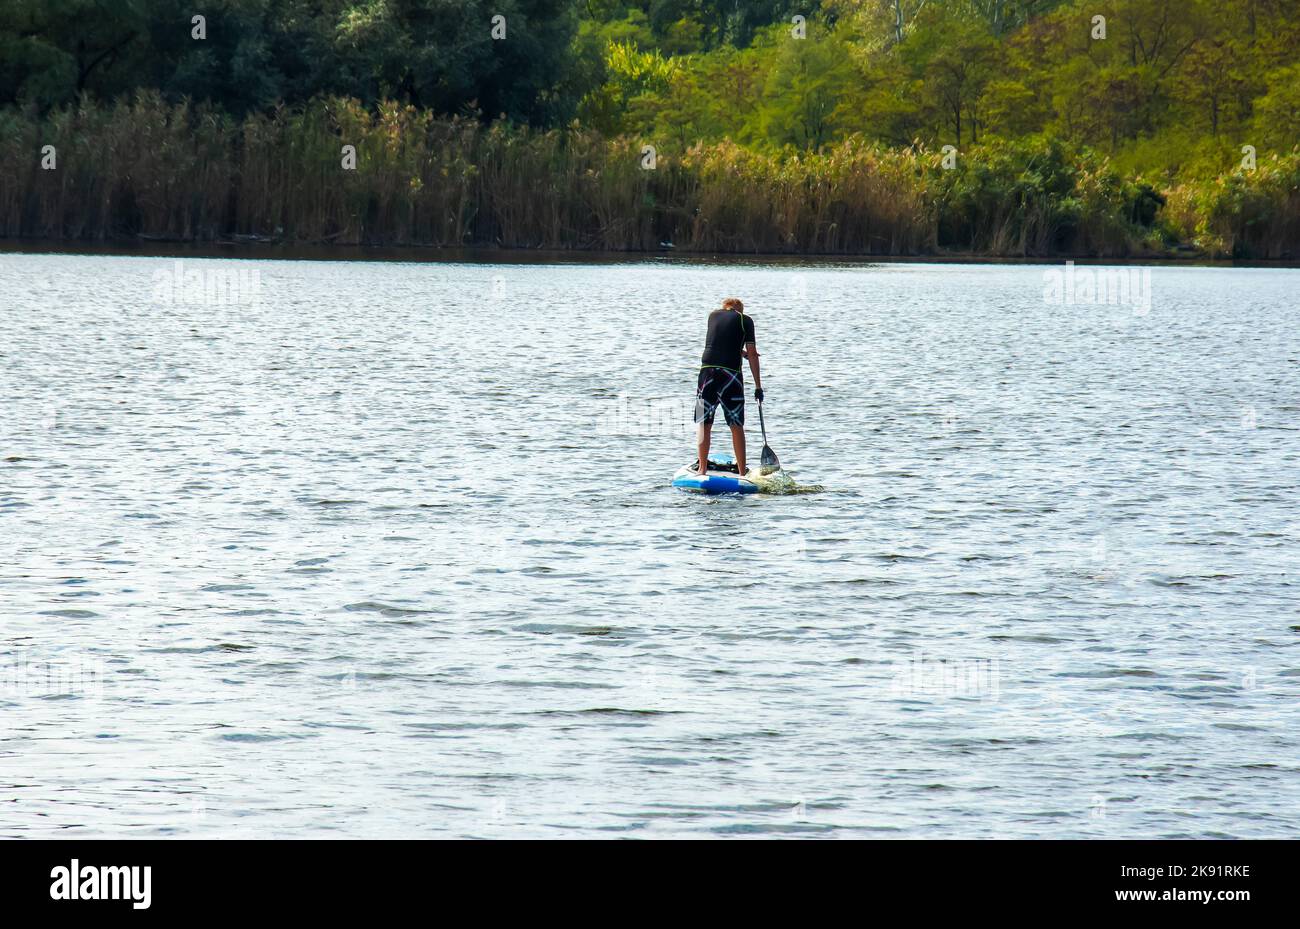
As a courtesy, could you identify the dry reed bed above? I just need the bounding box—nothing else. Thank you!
[1,93,1296,257]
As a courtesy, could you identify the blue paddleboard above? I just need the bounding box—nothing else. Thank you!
[671,453,759,495]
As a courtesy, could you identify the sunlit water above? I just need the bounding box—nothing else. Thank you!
[745,467,823,494]
[1,252,1296,838]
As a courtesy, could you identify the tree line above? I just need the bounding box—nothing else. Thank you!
[1,1,1297,256]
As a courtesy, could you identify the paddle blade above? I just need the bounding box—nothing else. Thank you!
[755,400,779,474]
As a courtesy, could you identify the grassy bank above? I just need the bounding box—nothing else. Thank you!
[2,94,1297,259]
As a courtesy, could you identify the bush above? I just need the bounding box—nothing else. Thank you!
[1194,152,1300,259]
[926,139,1183,257]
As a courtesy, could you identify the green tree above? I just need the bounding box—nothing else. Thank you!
[0,0,151,107]
[754,27,859,149]
[899,8,1000,146]
[334,0,580,123]
[1253,63,1300,152]
[981,79,1042,137]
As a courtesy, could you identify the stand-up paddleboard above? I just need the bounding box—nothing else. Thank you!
[671,453,759,495]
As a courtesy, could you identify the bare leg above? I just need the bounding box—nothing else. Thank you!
[729,423,747,476]
[696,421,711,474]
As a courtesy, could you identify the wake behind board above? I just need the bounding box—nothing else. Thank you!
[671,452,759,495]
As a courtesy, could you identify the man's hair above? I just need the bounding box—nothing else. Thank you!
[721,297,744,312]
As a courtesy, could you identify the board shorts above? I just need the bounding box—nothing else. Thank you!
[694,366,744,426]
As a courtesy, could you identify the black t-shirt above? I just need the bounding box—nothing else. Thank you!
[700,309,756,371]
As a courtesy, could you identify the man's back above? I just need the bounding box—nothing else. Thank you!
[701,308,756,371]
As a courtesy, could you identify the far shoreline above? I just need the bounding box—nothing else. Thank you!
[2,237,1296,269]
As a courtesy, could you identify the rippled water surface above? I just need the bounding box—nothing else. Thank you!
[2,253,1297,838]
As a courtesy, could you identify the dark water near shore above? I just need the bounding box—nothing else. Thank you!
[4,237,1287,266]
[1,252,1297,837]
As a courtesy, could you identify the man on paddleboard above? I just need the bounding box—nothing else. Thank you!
[694,297,763,476]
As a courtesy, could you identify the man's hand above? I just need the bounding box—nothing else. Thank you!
[754,387,765,402]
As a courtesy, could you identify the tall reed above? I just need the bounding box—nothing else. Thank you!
[1,96,1294,258]
[678,139,930,253]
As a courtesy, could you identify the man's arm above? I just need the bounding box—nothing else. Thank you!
[744,342,762,395]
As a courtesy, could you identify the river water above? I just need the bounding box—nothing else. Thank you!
[1,252,1296,837]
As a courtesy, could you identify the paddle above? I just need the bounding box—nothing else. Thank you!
[757,399,780,474]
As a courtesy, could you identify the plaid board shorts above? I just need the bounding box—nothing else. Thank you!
[694,366,744,426]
